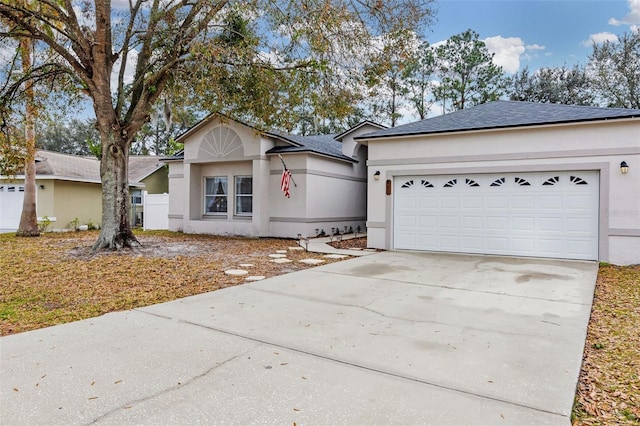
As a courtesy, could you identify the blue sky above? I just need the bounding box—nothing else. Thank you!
[427,0,639,73]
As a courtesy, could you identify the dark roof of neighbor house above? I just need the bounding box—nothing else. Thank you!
[32,150,163,185]
[356,101,640,140]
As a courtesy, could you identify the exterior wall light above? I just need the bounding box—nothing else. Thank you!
[373,170,381,181]
[620,161,629,174]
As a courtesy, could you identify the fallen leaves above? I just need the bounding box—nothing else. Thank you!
[0,230,350,336]
[572,264,640,425]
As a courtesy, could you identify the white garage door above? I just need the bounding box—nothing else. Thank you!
[394,171,599,260]
[0,184,25,231]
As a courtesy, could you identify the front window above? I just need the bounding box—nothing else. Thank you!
[235,176,252,216]
[205,177,228,214]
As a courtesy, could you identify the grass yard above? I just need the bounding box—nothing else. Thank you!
[572,263,640,425]
[0,230,345,336]
[0,231,638,424]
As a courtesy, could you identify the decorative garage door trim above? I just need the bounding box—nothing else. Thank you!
[393,171,599,260]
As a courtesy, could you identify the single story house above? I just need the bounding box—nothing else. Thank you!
[356,101,640,265]
[163,114,382,238]
[0,150,167,231]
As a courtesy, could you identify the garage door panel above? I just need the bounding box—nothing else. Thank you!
[396,214,416,227]
[512,217,535,231]
[395,233,417,247]
[538,238,564,253]
[394,171,599,260]
[463,196,483,208]
[438,216,459,228]
[538,195,563,209]
[567,218,593,233]
[511,238,536,253]
[567,195,595,209]
[396,196,417,209]
[0,184,26,230]
[487,196,508,209]
[439,235,460,249]
[462,216,483,230]
[486,237,508,251]
[417,196,438,209]
[461,236,483,250]
[511,196,535,209]
[567,240,596,256]
[538,217,563,232]
[418,214,438,227]
[439,196,460,209]
[487,216,508,230]
[417,235,438,247]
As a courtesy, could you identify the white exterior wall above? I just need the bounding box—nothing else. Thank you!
[364,119,640,265]
[169,117,273,237]
[267,153,367,238]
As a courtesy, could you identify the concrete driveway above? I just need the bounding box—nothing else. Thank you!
[0,251,597,425]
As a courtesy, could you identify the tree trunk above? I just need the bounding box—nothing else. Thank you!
[91,127,138,251]
[16,37,40,237]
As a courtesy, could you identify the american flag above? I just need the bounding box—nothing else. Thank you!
[281,166,292,198]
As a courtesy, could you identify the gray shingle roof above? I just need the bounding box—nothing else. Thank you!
[357,101,640,139]
[265,131,356,162]
[33,150,162,184]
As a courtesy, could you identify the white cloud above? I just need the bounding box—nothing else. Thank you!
[583,32,619,46]
[111,49,138,92]
[609,0,640,26]
[525,44,545,51]
[483,36,525,74]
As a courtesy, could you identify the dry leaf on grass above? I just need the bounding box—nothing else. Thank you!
[0,230,351,336]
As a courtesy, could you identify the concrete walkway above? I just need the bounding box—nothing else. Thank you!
[0,251,597,425]
[297,233,378,257]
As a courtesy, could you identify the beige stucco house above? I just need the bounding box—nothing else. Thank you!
[0,150,167,231]
[164,115,382,238]
[357,101,640,265]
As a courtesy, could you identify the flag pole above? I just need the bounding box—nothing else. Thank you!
[278,154,297,187]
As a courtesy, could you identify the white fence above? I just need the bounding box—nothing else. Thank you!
[142,191,169,230]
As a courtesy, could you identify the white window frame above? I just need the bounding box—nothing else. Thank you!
[204,176,228,215]
[234,176,253,217]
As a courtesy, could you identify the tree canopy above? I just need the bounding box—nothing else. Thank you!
[433,29,505,112]
[588,31,640,109]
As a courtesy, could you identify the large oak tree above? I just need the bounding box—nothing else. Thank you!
[0,0,434,250]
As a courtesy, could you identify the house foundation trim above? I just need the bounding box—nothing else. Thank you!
[608,228,640,237]
[270,216,366,223]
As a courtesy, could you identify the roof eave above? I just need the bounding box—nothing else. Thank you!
[356,115,640,141]
[266,149,357,164]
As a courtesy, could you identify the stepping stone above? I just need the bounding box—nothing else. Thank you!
[224,269,248,276]
[299,258,325,265]
[268,254,287,258]
[323,254,348,259]
[363,249,377,252]
[245,276,266,281]
[276,249,288,254]
[270,258,292,264]
[239,263,254,268]
[288,246,304,251]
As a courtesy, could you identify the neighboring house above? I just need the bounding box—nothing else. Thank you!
[356,101,640,265]
[164,114,382,238]
[0,150,167,231]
